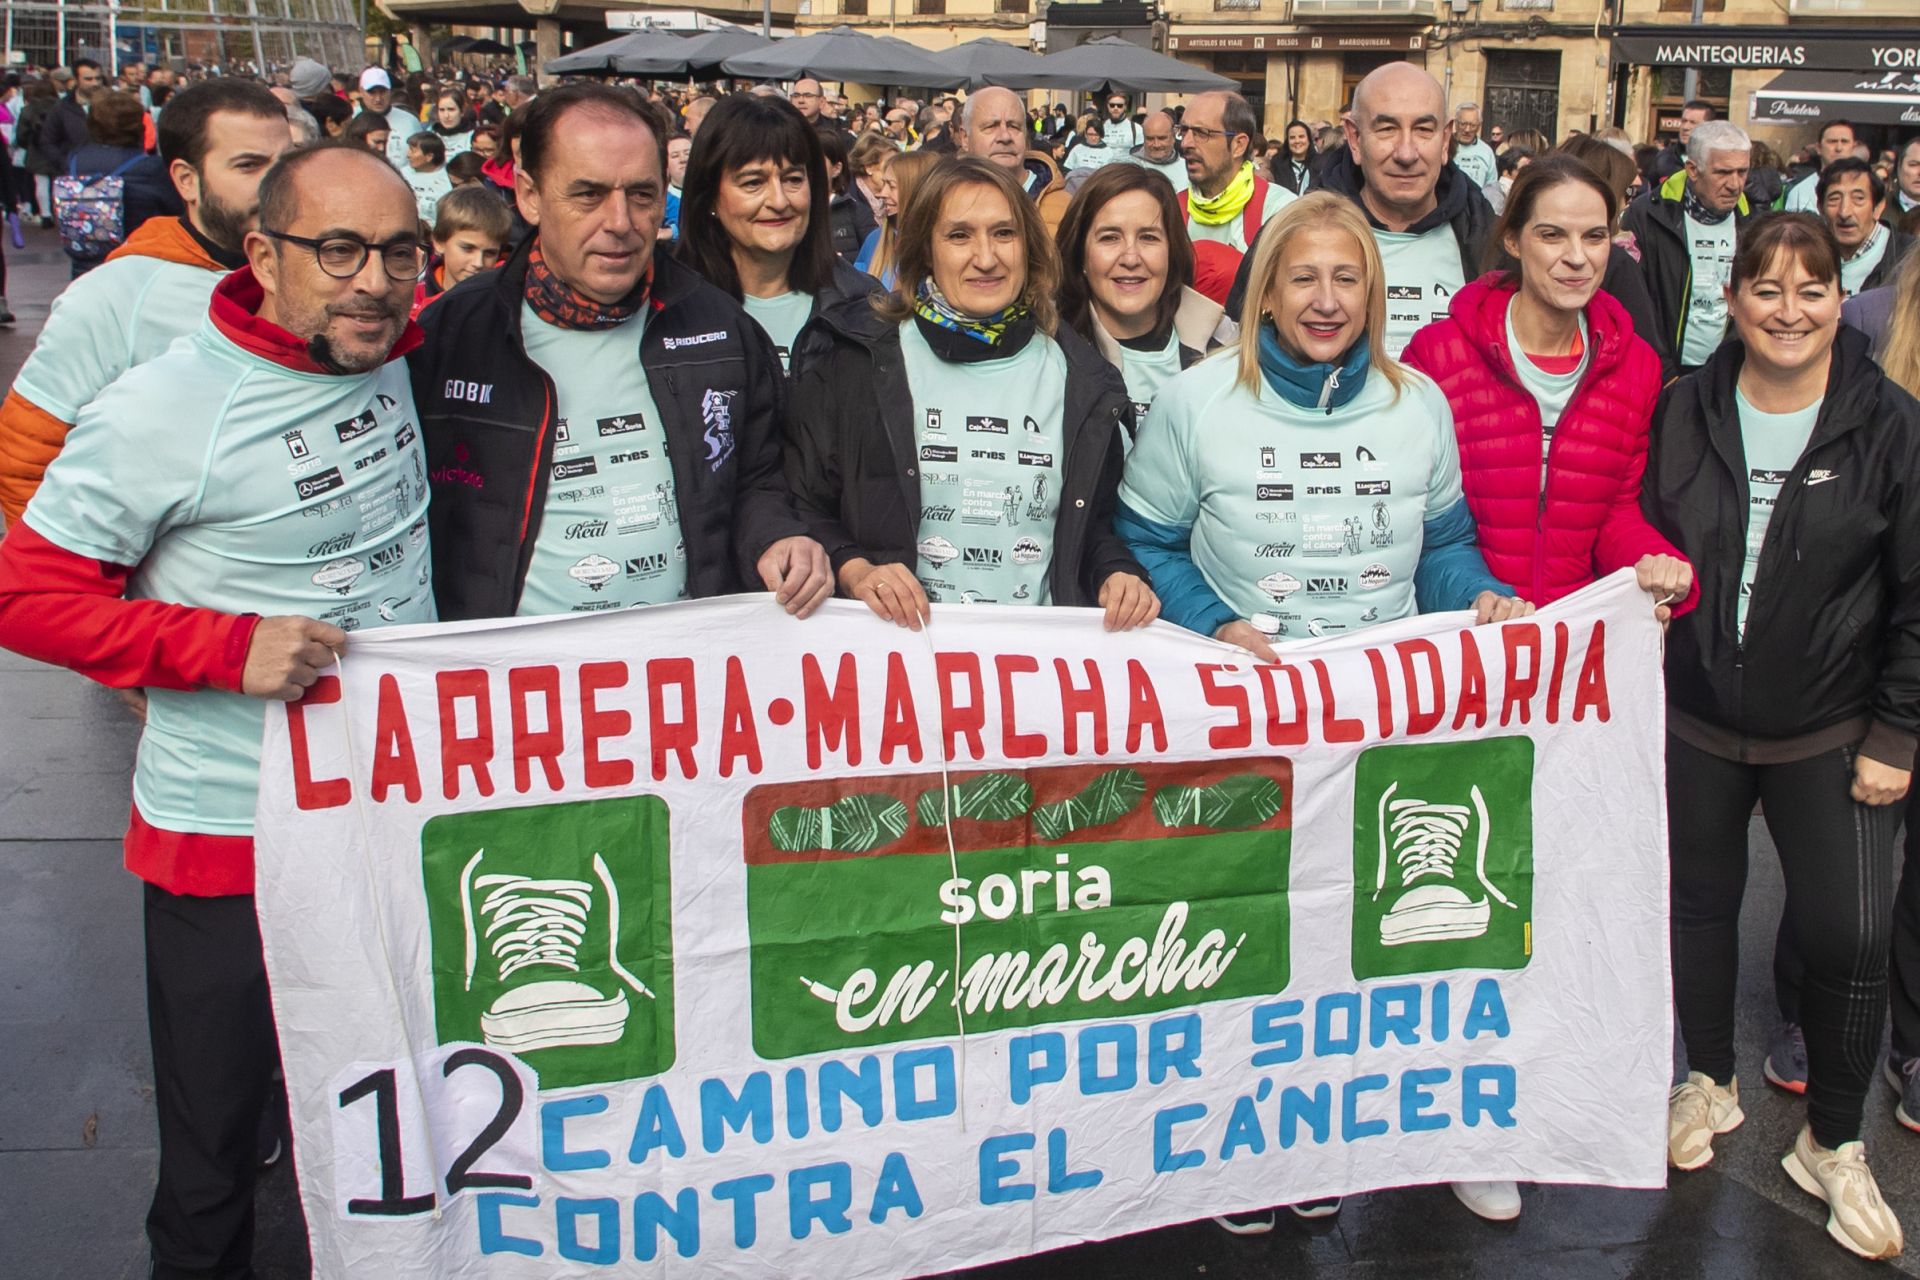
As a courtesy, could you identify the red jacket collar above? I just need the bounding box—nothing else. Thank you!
[1448,272,1628,376]
[210,267,424,374]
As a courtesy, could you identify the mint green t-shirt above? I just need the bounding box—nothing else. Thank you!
[24,316,434,837]
[1681,210,1737,368]
[1121,353,1463,639]
[741,290,815,372]
[900,321,1066,606]
[1375,225,1466,358]
[1116,331,1185,443]
[1504,298,1590,466]
[1735,387,1822,638]
[518,303,688,615]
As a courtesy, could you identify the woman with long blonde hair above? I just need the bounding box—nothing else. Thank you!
[1117,192,1529,667]
[1843,244,1920,397]
[853,148,935,286]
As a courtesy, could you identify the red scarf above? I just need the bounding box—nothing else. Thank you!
[523,241,653,332]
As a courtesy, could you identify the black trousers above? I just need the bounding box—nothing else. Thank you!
[1776,781,1920,1065]
[143,884,278,1280]
[1667,734,1900,1148]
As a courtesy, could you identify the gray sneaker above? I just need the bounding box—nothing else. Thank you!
[1765,1021,1809,1095]
[1886,1056,1919,1134]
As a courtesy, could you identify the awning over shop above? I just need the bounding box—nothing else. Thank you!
[1751,69,1920,128]
[1610,26,1920,74]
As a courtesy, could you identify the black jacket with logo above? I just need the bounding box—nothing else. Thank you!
[784,298,1143,607]
[408,239,806,620]
[1643,327,1920,764]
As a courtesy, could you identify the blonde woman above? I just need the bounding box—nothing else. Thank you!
[1118,190,1529,670]
[785,155,1158,629]
[853,148,935,287]
[1843,245,1920,396]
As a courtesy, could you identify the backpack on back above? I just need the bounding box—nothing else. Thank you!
[54,154,139,261]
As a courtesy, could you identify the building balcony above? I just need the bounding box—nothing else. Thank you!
[1291,0,1433,18]
[1786,0,1920,15]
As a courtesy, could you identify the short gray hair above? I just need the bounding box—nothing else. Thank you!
[960,86,1019,131]
[506,75,537,99]
[1688,120,1750,169]
[1454,101,1480,116]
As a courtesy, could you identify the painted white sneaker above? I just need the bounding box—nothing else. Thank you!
[1668,1071,1744,1171]
[1452,1180,1521,1221]
[1782,1125,1904,1260]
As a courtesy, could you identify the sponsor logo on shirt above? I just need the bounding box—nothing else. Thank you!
[921,504,956,522]
[302,494,353,518]
[394,422,417,451]
[564,520,609,539]
[1256,510,1297,524]
[664,331,728,351]
[553,458,599,481]
[368,544,405,575]
[624,554,670,579]
[284,429,312,459]
[353,447,390,472]
[918,536,959,565]
[609,450,651,466]
[1751,468,1790,484]
[1257,483,1294,501]
[921,444,959,463]
[444,379,493,404]
[1011,536,1044,565]
[308,532,357,557]
[1306,485,1343,496]
[1360,562,1392,590]
[1018,451,1053,468]
[925,410,945,434]
[1260,446,1277,470]
[1256,542,1297,558]
[963,548,1003,567]
[1259,570,1302,603]
[702,388,737,470]
[1387,286,1422,301]
[971,449,1007,462]
[1307,618,1346,636]
[334,412,378,444]
[295,468,345,501]
[598,414,645,436]
[311,557,364,594]
[569,554,619,591]
[1806,469,1838,486]
[1305,576,1348,598]
[551,486,606,503]
[967,416,1009,434]
[1300,452,1340,469]
[1356,480,1391,496]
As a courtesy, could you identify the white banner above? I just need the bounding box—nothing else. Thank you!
[254,569,1670,1278]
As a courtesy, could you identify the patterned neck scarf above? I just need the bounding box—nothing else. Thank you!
[910,280,1034,362]
[1680,181,1735,227]
[524,241,651,331]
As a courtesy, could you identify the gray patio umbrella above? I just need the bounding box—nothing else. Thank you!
[648,26,773,76]
[1022,36,1235,94]
[543,30,685,77]
[926,37,1049,92]
[721,25,964,89]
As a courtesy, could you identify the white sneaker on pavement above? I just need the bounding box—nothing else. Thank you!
[1451,1180,1521,1221]
[1782,1125,1904,1260]
[1668,1071,1744,1170]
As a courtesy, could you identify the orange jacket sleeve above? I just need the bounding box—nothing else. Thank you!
[0,390,74,528]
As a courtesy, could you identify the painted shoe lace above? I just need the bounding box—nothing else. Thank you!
[1373,782,1516,946]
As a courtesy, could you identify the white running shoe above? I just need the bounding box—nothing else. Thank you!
[1668,1072,1744,1170]
[1288,1198,1342,1219]
[1212,1210,1275,1235]
[1452,1180,1521,1221]
[1781,1125,1904,1260]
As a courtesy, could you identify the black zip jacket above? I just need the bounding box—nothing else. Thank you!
[784,298,1144,607]
[1644,328,1920,765]
[827,192,876,263]
[1619,177,1754,374]
[1859,227,1915,295]
[408,239,806,620]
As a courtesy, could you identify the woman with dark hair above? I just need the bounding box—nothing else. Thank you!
[1054,163,1217,427]
[1269,120,1315,196]
[61,89,178,276]
[430,87,476,156]
[676,94,877,373]
[1403,153,1693,635]
[786,155,1158,627]
[816,126,876,263]
[343,109,391,155]
[469,123,501,161]
[1645,213,1920,1262]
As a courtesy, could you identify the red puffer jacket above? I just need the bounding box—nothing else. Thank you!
[1402,274,1698,614]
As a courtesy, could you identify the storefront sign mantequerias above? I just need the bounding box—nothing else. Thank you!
[1169,31,1426,54]
[1611,27,1920,72]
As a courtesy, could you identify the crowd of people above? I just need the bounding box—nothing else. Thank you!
[0,46,1917,1276]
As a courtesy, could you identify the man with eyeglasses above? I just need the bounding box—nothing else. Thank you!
[1178,90,1293,296]
[1,79,292,526]
[409,82,832,623]
[1105,93,1142,152]
[0,140,431,1278]
[790,76,825,126]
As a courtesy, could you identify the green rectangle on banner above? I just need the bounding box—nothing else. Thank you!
[420,795,676,1089]
[745,762,1292,1060]
[1350,737,1535,981]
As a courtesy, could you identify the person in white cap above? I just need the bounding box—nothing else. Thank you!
[356,66,413,170]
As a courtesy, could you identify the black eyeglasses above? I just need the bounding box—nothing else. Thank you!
[263,230,428,281]
[1175,124,1238,144]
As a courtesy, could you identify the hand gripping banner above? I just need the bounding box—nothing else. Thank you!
[253,570,1671,1278]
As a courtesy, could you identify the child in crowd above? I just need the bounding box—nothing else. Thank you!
[413,183,511,318]
[402,130,452,223]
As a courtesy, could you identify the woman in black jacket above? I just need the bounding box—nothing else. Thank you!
[676,93,878,374]
[1269,120,1315,196]
[816,127,876,265]
[786,155,1159,629]
[1054,162,1215,430]
[1645,213,1920,1262]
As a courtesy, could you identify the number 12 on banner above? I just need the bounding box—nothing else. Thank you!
[329,1044,541,1220]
